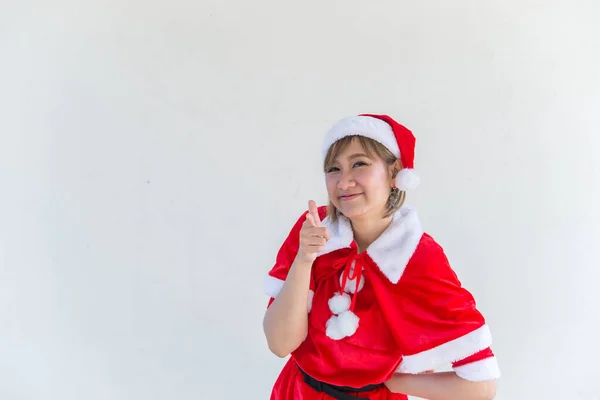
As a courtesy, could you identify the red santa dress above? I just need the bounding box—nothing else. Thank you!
[264,205,500,400]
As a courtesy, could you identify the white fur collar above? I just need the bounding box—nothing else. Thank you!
[317,206,424,284]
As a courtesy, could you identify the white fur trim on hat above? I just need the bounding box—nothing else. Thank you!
[395,168,420,191]
[322,116,401,163]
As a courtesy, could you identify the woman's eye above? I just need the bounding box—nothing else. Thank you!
[353,161,368,168]
[327,167,340,173]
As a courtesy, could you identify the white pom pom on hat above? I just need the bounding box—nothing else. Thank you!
[322,114,420,191]
[394,167,420,191]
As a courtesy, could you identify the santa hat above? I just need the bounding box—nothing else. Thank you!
[322,114,420,191]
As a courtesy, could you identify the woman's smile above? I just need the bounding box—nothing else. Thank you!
[339,193,363,201]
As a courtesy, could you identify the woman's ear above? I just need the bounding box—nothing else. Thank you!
[390,159,403,181]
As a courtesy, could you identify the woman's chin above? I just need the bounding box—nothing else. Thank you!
[337,205,367,220]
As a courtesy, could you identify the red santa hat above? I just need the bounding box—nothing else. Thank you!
[322,114,420,191]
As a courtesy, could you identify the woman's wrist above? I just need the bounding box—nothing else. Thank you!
[292,256,315,271]
[384,372,407,393]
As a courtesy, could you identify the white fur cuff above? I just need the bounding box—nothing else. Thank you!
[264,275,314,313]
[454,357,501,382]
[398,325,493,373]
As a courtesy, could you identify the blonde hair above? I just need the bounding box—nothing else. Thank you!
[323,135,406,222]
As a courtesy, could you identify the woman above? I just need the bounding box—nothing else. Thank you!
[262,114,500,400]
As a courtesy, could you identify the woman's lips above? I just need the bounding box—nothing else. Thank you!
[339,193,362,201]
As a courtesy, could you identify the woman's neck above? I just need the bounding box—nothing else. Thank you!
[351,212,394,253]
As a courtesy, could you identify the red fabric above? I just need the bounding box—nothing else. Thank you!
[368,234,486,359]
[452,347,494,368]
[296,248,403,387]
[270,358,408,400]
[265,208,494,399]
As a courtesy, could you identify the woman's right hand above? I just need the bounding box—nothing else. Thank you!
[296,200,329,265]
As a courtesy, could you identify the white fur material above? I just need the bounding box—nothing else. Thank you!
[318,213,354,255]
[317,206,423,284]
[395,168,420,191]
[336,310,360,337]
[367,207,423,283]
[263,274,285,298]
[263,275,314,313]
[453,357,501,382]
[325,311,360,340]
[397,325,493,373]
[307,289,314,313]
[325,315,345,340]
[328,292,351,314]
[322,116,400,163]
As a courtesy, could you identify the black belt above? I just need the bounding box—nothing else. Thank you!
[298,366,383,400]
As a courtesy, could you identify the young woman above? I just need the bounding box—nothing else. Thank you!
[263,114,500,400]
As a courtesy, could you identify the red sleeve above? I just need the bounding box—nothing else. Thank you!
[263,209,319,311]
[370,234,500,381]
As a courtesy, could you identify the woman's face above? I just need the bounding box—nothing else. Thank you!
[325,138,394,221]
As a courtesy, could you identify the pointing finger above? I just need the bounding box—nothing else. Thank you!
[308,200,322,227]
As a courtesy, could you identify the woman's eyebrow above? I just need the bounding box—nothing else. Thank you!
[348,153,369,159]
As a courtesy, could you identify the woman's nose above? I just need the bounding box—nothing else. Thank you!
[337,171,355,190]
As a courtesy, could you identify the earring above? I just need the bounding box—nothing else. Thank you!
[389,186,400,204]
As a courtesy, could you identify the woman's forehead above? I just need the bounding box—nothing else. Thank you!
[335,137,371,158]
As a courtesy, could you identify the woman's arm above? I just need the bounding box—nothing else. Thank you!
[263,201,328,358]
[385,372,497,400]
[262,258,313,357]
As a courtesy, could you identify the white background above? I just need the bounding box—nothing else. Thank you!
[1,1,599,399]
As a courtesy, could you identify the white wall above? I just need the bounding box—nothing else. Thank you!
[1,1,599,399]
